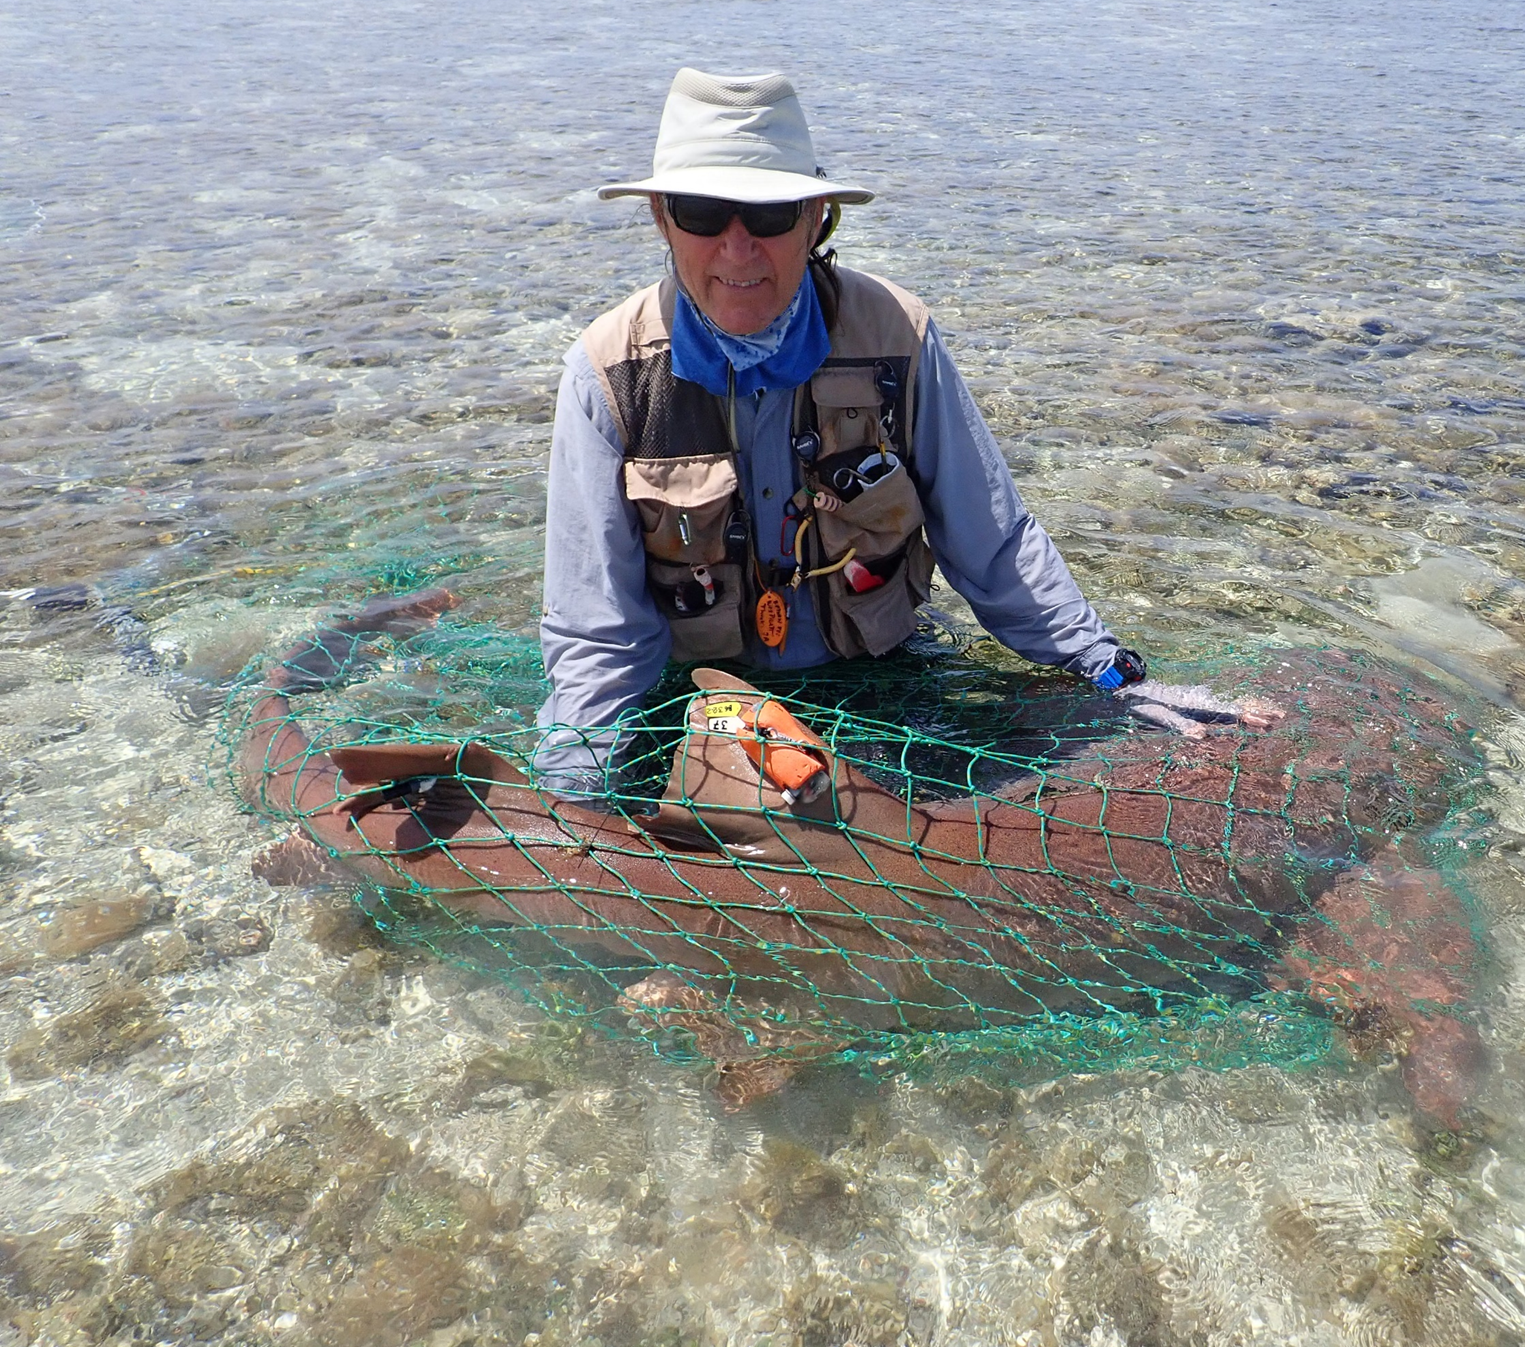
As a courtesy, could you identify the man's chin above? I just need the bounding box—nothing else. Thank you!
[703,288,782,336]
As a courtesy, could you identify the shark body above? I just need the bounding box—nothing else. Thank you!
[241,591,1484,1120]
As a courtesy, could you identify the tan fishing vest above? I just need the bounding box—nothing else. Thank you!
[582,265,933,662]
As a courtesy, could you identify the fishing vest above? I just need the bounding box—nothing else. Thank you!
[582,266,935,663]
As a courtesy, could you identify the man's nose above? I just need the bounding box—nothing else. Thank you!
[715,214,762,258]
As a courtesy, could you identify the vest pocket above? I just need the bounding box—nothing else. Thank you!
[647,559,746,662]
[814,459,926,563]
[811,368,885,459]
[821,534,933,657]
[812,456,929,658]
[624,454,738,566]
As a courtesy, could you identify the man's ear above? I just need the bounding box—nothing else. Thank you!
[812,199,838,250]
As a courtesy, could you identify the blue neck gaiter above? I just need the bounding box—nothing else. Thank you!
[670,275,831,398]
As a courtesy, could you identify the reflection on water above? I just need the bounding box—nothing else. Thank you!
[2,0,1524,1341]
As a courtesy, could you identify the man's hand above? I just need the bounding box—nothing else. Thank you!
[1113,680,1285,739]
[1088,647,1284,738]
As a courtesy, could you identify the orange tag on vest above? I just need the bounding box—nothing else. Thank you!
[755,589,788,648]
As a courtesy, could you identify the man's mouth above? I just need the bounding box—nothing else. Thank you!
[716,277,767,290]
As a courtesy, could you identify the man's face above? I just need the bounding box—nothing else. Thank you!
[655,196,825,336]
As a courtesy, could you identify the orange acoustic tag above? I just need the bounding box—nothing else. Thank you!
[755,589,788,648]
[738,699,830,805]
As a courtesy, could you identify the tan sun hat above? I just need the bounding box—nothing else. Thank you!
[597,68,874,205]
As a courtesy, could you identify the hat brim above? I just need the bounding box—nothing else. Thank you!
[597,165,872,205]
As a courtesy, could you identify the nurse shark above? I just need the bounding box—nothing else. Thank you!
[241,590,1484,1123]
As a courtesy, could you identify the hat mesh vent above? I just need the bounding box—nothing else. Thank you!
[670,68,795,108]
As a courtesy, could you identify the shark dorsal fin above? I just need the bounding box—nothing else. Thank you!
[690,667,763,694]
[634,682,829,860]
[636,680,944,867]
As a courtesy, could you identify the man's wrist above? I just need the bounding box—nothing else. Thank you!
[1091,648,1148,690]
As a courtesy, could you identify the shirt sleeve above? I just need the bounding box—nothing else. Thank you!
[534,339,672,788]
[912,320,1122,679]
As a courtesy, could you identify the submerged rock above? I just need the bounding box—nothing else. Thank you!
[6,984,170,1080]
[446,1046,559,1107]
[932,1074,1014,1124]
[363,1166,509,1255]
[123,1222,248,1310]
[881,1129,943,1174]
[39,894,176,961]
[1054,1230,1173,1347]
[0,1213,115,1304]
[327,947,393,1024]
[309,1246,474,1347]
[183,911,272,961]
[102,1099,521,1345]
[0,1212,118,1345]
[739,1138,855,1239]
[152,1100,410,1231]
[983,1126,1046,1209]
[782,1272,908,1347]
[0,891,174,974]
[302,890,384,957]
[108,927,196,982]
[536,1087,649,1201]
[1044,1129,1155,1221]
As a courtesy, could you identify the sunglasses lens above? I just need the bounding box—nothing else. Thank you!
[666,195,732,236]
[666,195,802,238]
[740,201,803,237]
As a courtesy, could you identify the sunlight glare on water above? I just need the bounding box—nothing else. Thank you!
[1,0,1524,1343]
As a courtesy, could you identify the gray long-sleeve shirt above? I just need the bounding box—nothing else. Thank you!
[535,316,1120,784]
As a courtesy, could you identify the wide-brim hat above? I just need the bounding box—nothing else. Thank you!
[597,68,874,205]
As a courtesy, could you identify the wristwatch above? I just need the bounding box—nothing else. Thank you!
[1091,648,1148,691]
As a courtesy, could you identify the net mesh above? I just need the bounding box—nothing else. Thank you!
[214,606,1491,1098]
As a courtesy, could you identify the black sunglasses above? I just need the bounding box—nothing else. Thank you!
[664,194,803,239]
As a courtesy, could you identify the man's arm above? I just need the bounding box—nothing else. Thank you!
[535,341,671,790]
[911,320,1122,681]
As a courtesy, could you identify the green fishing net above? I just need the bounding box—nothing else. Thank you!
[215,604,1491,1093]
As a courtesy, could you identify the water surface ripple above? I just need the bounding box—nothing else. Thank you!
[1,1,1524,1343]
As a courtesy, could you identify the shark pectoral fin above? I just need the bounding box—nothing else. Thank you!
[329,741,524,792]
[618,972,848,1110]
[269,588,458,693]
[1280,852,1482,1124]
[252,834,356,888]
[457,742,529,788]
[330,742,465,787]
[714,1059,807,1111]
[337,586,459,636]
[1401,1013,1485,1131]
[325,742,522,831]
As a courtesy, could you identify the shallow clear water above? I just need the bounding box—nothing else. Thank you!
[2,0,1524,1342]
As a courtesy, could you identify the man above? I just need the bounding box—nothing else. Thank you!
[536,68,1214,792]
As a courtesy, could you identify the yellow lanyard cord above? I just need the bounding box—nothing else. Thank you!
[790,515,856,590]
